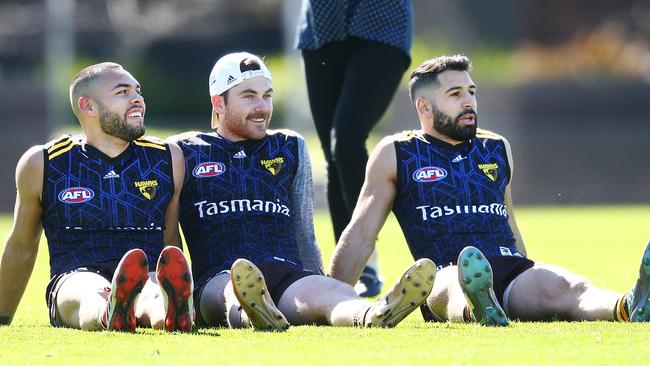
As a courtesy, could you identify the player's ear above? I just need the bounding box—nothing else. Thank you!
[77,96,96,115]
[416,98,432,117]
[211,95,225,112]
[211,95,226,129]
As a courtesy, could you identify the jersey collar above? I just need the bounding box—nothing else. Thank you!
[423,132,473,152]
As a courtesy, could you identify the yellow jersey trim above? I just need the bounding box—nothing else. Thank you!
[49,143,75,160]
[476,129,504,141]
[47,137,72,153]
[133,139,167,151]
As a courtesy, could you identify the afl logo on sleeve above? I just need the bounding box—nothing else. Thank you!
[413,167,447,183]
[192,162,226,178]
[58,187,94,203]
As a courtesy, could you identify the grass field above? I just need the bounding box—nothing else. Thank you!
[1,206,649,366]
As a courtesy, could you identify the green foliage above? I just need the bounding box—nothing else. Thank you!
[411,37,519,85]
[0,206,649,365]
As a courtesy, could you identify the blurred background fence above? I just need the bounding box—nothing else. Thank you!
[0,0,648,212]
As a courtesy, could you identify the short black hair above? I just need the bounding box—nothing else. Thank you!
[408,55,472,107]
[69,62,124,115]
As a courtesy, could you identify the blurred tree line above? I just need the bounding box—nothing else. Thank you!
[0,0,648,129]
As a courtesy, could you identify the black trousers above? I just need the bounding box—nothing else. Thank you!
[302,38,410,242]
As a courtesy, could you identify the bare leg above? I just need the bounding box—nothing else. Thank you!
[425,266,467,322]
[197,272,231,326]
[278,275,371,326]
[55,272,110,330]
[197,271,256,328]
[508,264,620,321]
[279,259,435,327]
[134,272,165,329]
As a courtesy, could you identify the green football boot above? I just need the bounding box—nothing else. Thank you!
[629,241,650,322]
[458,246,509,326]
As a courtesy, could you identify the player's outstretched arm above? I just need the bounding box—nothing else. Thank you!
[330,136,398,285]
[0,146,44,325]
[163,142,185,248]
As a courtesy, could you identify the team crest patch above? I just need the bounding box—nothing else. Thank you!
[135,180,158,200]
[478,163,499,181]
[260,157,284,176]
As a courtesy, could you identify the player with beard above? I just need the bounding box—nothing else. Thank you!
[329,54,650,325]
[170,52,436,331]
[0,62,195,332]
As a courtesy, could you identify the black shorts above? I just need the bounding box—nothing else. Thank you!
[194,258,316,326]
[45,260,120,327]
[421,255,535,322]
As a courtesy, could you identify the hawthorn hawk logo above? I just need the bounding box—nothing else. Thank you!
[134,180,158,200]
[478,163,499,181]
[260,157,284,176]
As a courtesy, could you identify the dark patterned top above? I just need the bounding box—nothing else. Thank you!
[42,135,174,277]
[391,129,521,267]
[174,129,322,281]
[295,0,412,56]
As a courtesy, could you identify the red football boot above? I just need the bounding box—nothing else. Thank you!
[156,246,194,332]
[106,249,149,331]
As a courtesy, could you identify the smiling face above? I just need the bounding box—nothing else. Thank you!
[215,76,273,141]
[92,69,146,142]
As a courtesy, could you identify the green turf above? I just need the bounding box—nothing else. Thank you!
[1,206,649,365]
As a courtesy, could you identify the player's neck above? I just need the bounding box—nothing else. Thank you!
[85,134,131,158]
[423,128,465,146]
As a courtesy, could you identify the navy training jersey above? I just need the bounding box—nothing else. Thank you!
[391,129,520,266]
[175,130,301,281]
[42,135,174,277]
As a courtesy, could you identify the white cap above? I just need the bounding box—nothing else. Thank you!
[209,52,272,128]
[209,52,272,96]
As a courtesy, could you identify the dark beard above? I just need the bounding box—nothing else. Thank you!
[432,108,477,141]
[98,105,145,141]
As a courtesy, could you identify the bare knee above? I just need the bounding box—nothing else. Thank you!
[55,272,110,330]
[533,271,591,318]
[321,277,357,297]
